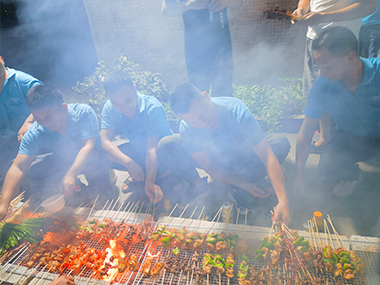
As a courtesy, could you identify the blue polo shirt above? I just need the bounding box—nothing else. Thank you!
[0,68,41,138]
[304,57,380,137]
[180,97,265,156]
[101,93,173,155]
[19,104,99,161]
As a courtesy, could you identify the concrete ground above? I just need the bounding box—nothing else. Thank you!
[111,132,380,238]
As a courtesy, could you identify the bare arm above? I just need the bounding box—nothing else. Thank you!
[191,151,270,197]
[304,0,377,25]
[162,0,243,17]
[100,129,144,181]
[18,114,35,143]
[252,138,290,225]
[293,117,319,194]
[0,154,34,219]
[294,0,311,15]
[60,137,96,196]
[144,137,164,203]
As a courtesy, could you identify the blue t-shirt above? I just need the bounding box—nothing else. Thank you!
[19,104,99,161]
[361,0,380,26]
[0,68,42,138]
[304,57,380,137]
[101,93,173,155]
[180,97,265,157]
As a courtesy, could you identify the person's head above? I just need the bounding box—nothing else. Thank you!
[170,83,218,129]
[104,71,137,118]
[26,85,67,132]
[312,26,359,82]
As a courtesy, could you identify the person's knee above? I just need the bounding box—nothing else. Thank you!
[268,134,291,164]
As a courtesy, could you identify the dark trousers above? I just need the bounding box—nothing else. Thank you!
[157,133,291,184]
[359,24,380,58]
[25,149,116,205]
[186,47,233,97]
[318,131,380,184]
[109,142,167,178]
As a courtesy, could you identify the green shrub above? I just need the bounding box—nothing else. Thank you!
[233,78,306,132]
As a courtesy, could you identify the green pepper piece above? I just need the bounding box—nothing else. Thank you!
[238,273,247,278]
[260,238,269,249]
[160,237,170,243]
[300,240,309,247]
[185,239,191,244]
[173,247,179,255]
[228,234,239,241]
[332,253,339,264]
[178,229,185,234]
[189,235,197,240]
[99,223,105,228]
[89,220,96,225]
[197,234,202,239]
[341,257,351,264]
[162,230,171,235]
[218,235,225,241]
[209,233,218,238]
[194,242,200,247]
[344,263,352,270]
[225,263,234,269]
[206,237,217,244]
[293,237,304,247]
[323,258,334,265]
[239,263,249,272]
[163,241,170,248]
[214,257,225,265]
[151,236,159,241]
[256,249,264,254]
[241,255,249,263]
[339,251,350,258]
[301,246,309,253]
[176,236,181,241]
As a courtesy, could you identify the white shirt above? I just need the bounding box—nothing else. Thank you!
[307,0,362,39]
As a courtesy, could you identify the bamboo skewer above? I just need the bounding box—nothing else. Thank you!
[212,207,223,233]
[122,202,135,221]
[112,200,125,220]
[28,265,48,285]
[313,216,323,249]
[185,206,198,228]
[11,266,29,285]
[18,262,43,285]
[234,208,240,234]
[97,200,109,219]
[244,208,248,238]
[143,203,150,222]
[86,195,99,221]
[176,204,190,223]
[195,206,205,230]
[203,207,223,233]
[84,272,96,285]
[164,203,178,224]
[223,204,233,232]
[324,219,335,249]
[327,214,347,249]
[153,203,156,221]
[161,269,166,285]
[134,202,144,224]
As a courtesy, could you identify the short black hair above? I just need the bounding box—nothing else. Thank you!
[103,70,134,94]
[26,85,64,110]
[170,83,203,114]
[312,26,358,56]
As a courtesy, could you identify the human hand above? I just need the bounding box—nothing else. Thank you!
[0,203,9,221]
[17,121,33,143]
[125,160,145,181]
[48,276,76,285]
[244,183,272,198]
[209,0,228,12]
[186,0,210,10]
[145,181,164,204]
[272,202,291,225]
[60,173,76,197]
[290,7,308,24]
[292,174,305,196]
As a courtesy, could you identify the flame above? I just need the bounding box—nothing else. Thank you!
[147,251,160,258]
[102,240,126,282]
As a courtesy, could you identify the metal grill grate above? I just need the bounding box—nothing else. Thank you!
[0,209,157,285]
[133,223,379,285]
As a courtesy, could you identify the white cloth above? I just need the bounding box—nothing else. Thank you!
[307,0,362,39]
